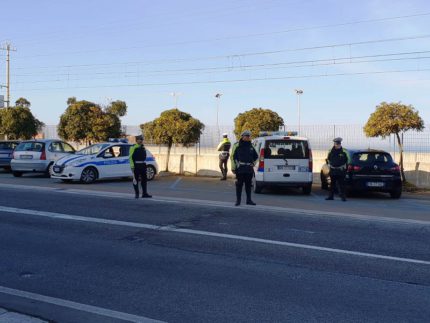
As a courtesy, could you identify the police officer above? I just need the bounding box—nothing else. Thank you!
[231,130,258,206]
[326,137,350,201]
[129,135,152,199]
[217,133,231,180]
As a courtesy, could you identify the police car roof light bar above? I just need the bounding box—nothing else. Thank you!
[259,131,298,137]
[108,138,128,143]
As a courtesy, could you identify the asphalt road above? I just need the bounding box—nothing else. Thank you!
[0,177,429,322]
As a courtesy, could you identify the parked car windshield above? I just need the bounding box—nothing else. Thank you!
[352,152,393,165]
[264,140,309,159]
[0,142,19,150]
[76,144,110,155]
[15,142,44,152]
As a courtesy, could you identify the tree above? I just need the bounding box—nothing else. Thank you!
[141,109,205,171]
[364,102,424,182]
[0,105,44,140]
[15,97,31,108]
[234,108,284,139]
[58,98,127,144]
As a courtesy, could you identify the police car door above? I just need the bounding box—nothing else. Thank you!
[98,145,122,178]
[117,145,132,177]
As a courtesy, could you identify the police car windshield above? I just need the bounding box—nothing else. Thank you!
[76,144,109,155]
[264,140,309,159]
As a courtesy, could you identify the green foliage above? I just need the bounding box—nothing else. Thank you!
[364,102,424,138]
[141,109,204,171]
[0,104,44,140]
[58,98,126,143]
[364,102,425,182]
[234,108,284,139]
[106,100,127,117]
[15,97,31,108]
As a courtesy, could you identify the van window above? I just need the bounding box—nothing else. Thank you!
[264,140,309,159]
[15,142,44,152]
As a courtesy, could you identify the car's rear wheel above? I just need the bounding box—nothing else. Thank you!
[12,171,23,177]
[146,165,156,181]
[45,163,54,177]
[80,167,98,184]
[321,172,328,190]
[390,187,402,199]
[302,184,312,195]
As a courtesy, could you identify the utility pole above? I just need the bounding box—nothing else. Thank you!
[294,89,303,135]
[170,92,182,108]
[215,93,222,138]
[1,43,17,108]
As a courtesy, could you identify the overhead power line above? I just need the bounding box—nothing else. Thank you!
[12,34,430,70]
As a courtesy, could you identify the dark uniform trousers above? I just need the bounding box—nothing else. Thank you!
[219,153,229,179]
[236,167,253,203]
[328,169,346,198]
[133,163,148,196]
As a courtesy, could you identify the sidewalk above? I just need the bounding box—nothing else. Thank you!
[0,308,48,323]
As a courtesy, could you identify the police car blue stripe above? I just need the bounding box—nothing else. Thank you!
[60,155,86,166]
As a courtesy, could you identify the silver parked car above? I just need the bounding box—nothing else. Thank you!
[11,139,76,177]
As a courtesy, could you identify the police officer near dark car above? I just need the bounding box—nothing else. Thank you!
[217,133,231,180]
[326,137,350,201]
[231,130,258,206]
[129,135,152,199]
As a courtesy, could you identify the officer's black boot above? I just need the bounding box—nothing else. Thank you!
[235,183,242,206]
[141,180,152,198]
[245,185,256,205]
[133,184,139,199]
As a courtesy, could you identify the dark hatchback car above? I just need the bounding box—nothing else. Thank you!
[321,149,402,199]
[0,140,20,170]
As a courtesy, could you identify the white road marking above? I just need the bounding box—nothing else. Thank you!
[169,177,182,190]
[0,183,429,226]
[0,205,429,266]
[0,285,164,323]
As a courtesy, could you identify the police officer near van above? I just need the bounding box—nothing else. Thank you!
[217,133,231,180]
[326,137,350,201]
[129,135,152,199]
[231,130,258,206]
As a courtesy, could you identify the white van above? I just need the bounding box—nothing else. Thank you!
[252,131,313,194]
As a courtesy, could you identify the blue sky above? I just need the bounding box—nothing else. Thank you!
[1,0,430,127]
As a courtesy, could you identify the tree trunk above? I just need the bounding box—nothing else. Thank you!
[395,132,406,183]
[166,143,172,172]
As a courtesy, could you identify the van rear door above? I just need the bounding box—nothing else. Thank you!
[263,139,311,183]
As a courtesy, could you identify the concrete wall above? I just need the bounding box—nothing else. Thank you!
[151,149,430,188]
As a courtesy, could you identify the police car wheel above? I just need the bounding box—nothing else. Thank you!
[80,167,98,184]
[146,165,156,181]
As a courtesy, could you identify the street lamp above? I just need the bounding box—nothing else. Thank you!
[294,89,303,135]
[215,93,222,138]
[170,92,182,108]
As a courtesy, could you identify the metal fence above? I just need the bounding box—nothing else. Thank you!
[42,123,430,154]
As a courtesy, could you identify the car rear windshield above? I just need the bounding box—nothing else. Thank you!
[352,152,393,165]
[0,142,19,150]
[15,142,44,152]
[264,140,309,159]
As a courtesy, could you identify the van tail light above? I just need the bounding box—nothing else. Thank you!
[390,165,400,172]
[40,150,46,160]
[347,165,361,172]
[258,148,265,172]
[308,149,313,172]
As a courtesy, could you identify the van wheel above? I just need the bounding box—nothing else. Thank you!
[253,178,263,193]
[12,171,23,177]
[302,184,312,195]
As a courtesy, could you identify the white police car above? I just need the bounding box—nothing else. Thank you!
[252,131,313,194]
[50,139,158,183]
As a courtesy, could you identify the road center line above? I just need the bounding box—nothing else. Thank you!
[1,205,429,266]
[169,177,182,190]
[0,285,164,323]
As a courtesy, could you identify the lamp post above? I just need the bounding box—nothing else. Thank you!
[294,89,303,135]
[215,93,222,138]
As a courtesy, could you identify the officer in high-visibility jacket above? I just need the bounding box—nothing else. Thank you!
[231,130,258,206]
[326,137,350,201]
[217,133,231,180]
[129,135,152,199]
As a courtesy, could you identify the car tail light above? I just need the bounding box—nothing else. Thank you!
[308,149,313,172]
[391,165,400,172]
[347,165,361,172]
[258,148,265,172]
[40,150,46,160]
